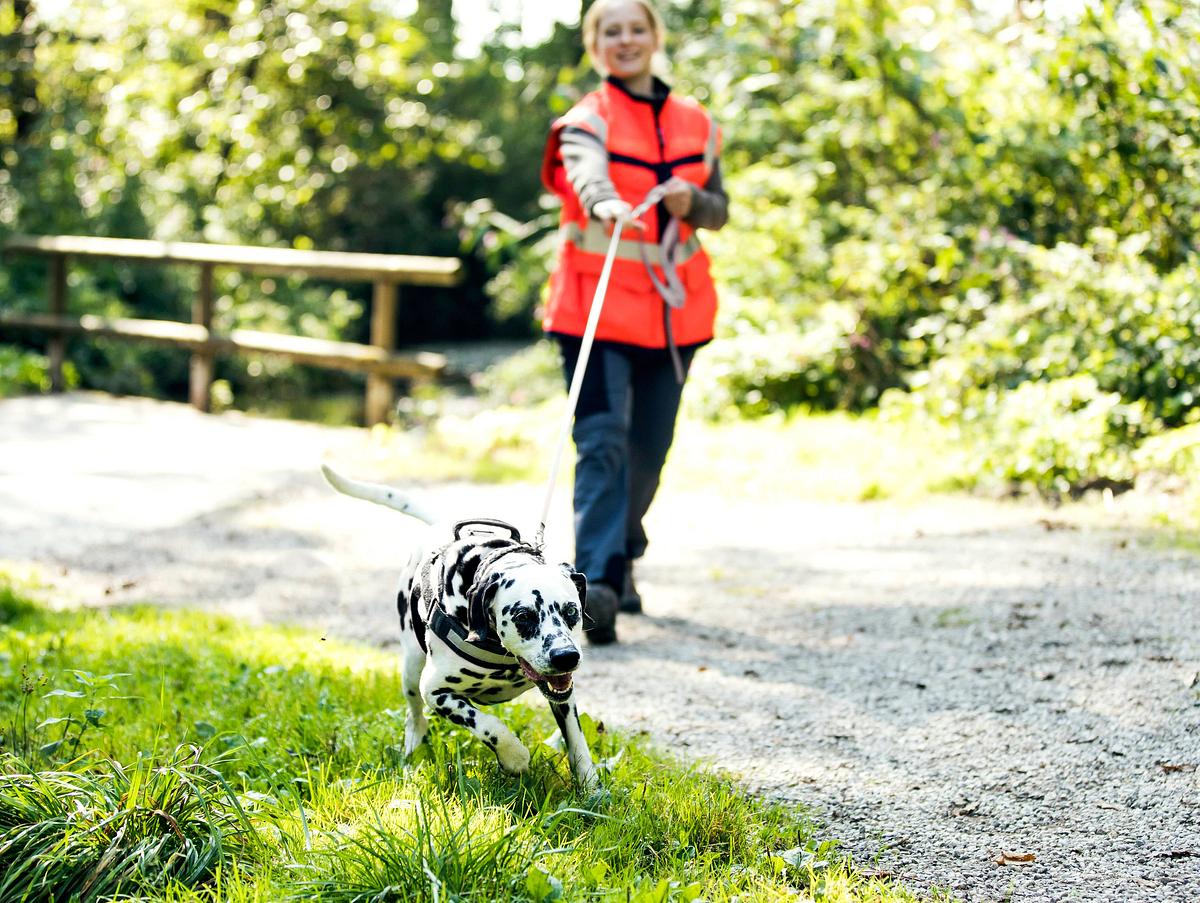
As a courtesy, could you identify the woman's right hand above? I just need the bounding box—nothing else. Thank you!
[592,198,633,228]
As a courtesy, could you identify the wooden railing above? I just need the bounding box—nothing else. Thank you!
[0,234,463,425]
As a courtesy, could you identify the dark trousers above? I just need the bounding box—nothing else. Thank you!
[556,335,695,591]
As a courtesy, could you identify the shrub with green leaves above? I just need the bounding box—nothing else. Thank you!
[886,375,1152,496]
[909,233,1200,429]
[0,345,75,398]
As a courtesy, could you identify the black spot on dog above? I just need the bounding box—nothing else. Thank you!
[439,707,476,729]
[444,675,462,684]
[512,608,540,641]
[503,578,515,589]
[461,668,485,679]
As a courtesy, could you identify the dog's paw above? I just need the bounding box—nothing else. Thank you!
[404,722,429,759]
[495,737,531,774]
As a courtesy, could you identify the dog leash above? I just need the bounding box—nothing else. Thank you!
[535,183,671,550]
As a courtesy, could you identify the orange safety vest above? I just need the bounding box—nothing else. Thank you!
[541,78,721,349]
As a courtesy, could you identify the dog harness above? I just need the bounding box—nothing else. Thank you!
[412,519,543,671]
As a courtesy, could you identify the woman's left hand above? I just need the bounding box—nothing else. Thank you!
[661,177,694,219]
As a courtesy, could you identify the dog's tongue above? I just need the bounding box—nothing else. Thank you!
[519,660,573,692]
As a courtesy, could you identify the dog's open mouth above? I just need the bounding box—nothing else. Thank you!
[519,659,574,699]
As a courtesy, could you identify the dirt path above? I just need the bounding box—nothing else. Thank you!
[2,393,1197,902]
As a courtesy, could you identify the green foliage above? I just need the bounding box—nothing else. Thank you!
[0,345,66,397]
[906,234,1200,429]
[887,375,1151,496]
[5,0,1199,499]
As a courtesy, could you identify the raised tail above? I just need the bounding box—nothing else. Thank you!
[320,463,436,525]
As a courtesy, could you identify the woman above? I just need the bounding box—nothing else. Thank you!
[540,0,728,644]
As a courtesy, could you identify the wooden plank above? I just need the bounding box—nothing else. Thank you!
[0,311,447,379]
[4,234,463,286]
[47,256,67,392]
[366,280,398,426]
[190,264,215,412]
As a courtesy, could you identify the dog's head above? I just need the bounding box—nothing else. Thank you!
[468,558,587,702]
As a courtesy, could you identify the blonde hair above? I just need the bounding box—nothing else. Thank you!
[582,0,669,77]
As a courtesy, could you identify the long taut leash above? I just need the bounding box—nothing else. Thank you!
[534,184,671,551]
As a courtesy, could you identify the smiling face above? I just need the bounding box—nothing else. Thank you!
[589,0,660,94]
[487,562,586,702]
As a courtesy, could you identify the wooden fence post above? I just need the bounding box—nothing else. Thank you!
[190,263,215,411]
[366,279,397,426]
[47,255,67,392]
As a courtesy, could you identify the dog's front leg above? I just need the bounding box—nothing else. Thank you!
[400,635,429,757]
[549,697,600,793]
[422,684,531,774]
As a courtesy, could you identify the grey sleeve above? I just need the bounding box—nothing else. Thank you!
[683,160,729,231]
[560,126,619,217]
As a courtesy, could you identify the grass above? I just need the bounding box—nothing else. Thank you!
[333,401,967,506]
[337,393,1200,540]
[0,575,937,902]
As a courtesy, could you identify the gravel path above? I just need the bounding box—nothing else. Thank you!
[2,393,1197,902]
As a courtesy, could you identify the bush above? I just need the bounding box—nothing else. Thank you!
[908,234,1200,429]
[0,345,78,398]
[886,375,1153,497]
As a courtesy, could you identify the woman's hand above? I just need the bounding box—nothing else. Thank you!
[661,177,694,219]
[592,198,633,227]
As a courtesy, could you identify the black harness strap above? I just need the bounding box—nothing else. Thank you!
[416,522,543,668]
[427,608,518,670]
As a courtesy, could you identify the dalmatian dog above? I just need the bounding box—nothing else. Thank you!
[321,464,600,792]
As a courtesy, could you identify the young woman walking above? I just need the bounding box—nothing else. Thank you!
[541,0,729,644]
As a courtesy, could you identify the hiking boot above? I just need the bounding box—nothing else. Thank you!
[584,582,619,645]
[619,561,643,614]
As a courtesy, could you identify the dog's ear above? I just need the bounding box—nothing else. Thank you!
[566,567,587,610]
[466,572,500,643]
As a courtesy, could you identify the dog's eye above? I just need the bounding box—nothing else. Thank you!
[512,609,538,628]
[561,603,578,621]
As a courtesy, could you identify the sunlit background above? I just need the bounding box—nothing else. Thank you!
[1,0,1197,503]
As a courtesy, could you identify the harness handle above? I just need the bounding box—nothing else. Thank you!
[454,518,522,541]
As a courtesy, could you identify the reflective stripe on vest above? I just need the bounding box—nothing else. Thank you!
[559,220,703,267]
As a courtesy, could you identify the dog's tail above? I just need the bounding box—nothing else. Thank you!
[321,464,436,525]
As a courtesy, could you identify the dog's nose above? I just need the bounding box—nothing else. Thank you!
[549,648,580,672]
